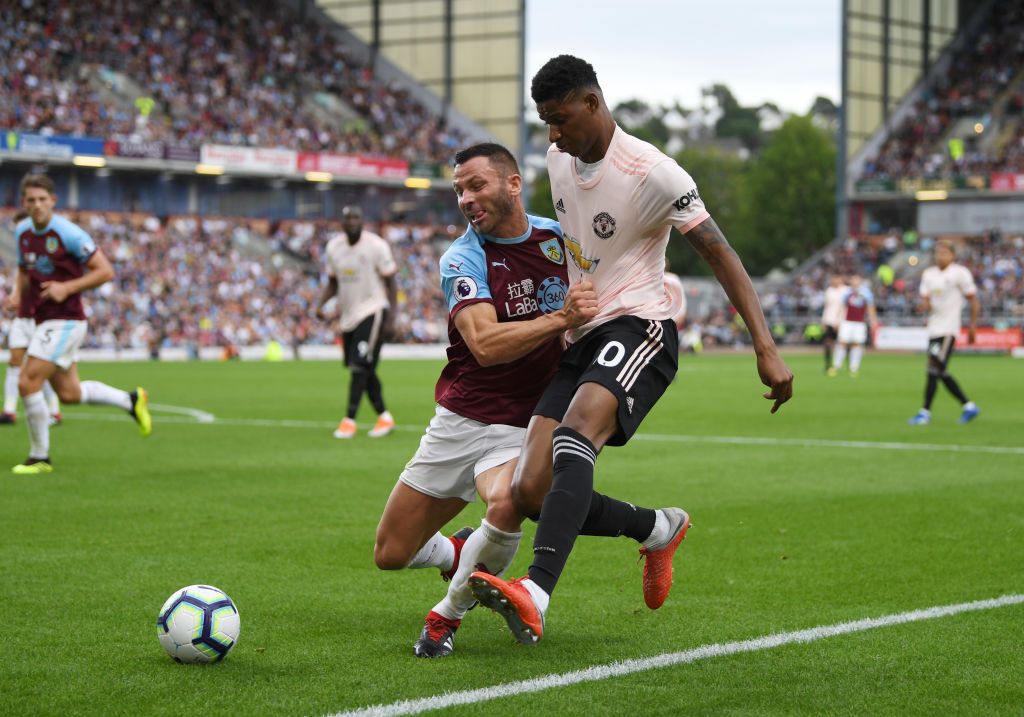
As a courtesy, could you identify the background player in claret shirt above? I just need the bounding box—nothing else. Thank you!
[11,175,151,475]
[821,272,847,373]
[316,206,398,439]
[469,55,794,646]
[830,273,877,377]
[908,239,980,425]
[372,143,597,657]
[2,210,61,426]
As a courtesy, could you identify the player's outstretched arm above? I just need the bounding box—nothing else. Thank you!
[684,217,793,413]
[455,281,597,367]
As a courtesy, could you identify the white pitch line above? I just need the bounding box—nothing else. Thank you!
[632,433,1024,455]
[330,593,1024,717]
[147,402,216,423]
[64,412,1024,455]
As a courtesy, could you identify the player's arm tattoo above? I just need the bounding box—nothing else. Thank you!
[684,217,737,267]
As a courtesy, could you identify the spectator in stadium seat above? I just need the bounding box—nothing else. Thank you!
[315,205,398,439]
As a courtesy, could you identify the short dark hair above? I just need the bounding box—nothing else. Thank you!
[20,174,56,197]
[531,54,601,104]
[454,142,520,177]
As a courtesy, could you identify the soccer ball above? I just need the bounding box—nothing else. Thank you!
[157,585,240,663]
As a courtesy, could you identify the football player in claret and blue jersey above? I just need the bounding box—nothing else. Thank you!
[10,174,152,474]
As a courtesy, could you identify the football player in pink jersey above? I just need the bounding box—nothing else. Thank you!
[470,55,793,646]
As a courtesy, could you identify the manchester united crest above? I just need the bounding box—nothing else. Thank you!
[592,211,616,239]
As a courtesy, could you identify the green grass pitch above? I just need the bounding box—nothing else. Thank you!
[1,351,1022,716]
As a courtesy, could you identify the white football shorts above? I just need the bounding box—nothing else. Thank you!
[399,405,525,502]
[7,317,36,350]
[27,319,88,370]
[837,320,868,345]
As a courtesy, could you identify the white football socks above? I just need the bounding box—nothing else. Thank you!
[520,578,550,615]
[3,365,20,413]
[849,345,864,372]
[434,519,521,621]
[832,344,847,370]
[79,380,132,411]
[23,391,50,460]
[42,380,60,414]
[642,508,672,549]
[406,532,455,570]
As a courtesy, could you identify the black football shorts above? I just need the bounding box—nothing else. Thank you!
[534,315,678,446]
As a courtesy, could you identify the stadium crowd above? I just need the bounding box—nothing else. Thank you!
[859,0,1024,180]
[0,0,465,162]
[0,209,452,353]
[3,208,1021,353]
[762,229,1024,338]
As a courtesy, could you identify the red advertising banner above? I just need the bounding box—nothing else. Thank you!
[297,152,408,179]
[956,326,1023,350]
[990,173,1024,192]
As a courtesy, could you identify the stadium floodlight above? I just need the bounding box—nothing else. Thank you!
[304,171,333,182]
[195,164,225,175]
[915,190,947,201]
[404,177,432,189]
[72,155,106,167]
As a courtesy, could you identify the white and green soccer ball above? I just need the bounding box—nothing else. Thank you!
[157,585,240,663]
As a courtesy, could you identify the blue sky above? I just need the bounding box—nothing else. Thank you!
[526,0,841,115]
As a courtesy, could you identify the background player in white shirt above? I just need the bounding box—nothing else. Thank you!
[908,240,980,424]
[820,272,847,373]
[470,54,793,646]
[317,206,398,439]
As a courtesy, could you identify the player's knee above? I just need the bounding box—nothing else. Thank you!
[510,476,544,520]
[350,363,370,376]
[56,385,81,404]
[372,539,409,571]
[484,491,521,532]
[17,372,42,396]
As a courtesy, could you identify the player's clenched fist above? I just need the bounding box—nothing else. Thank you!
[560,280,598,328]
